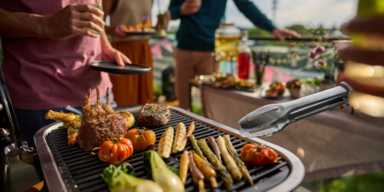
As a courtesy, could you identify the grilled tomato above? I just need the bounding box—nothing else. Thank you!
[240,143,278,167]
[125,127,156,151]
[98,138,134,164]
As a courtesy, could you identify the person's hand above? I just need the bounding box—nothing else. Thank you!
[337,16,384,99]
[102,46,131,66]
[181,0,201,15]
[44,4,105,39]
[114,25,128,39]
[166,11,171,21]
[272,28,301,42]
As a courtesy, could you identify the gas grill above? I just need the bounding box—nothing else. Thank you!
[35,106,304,192]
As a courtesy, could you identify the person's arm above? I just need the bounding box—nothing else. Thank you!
[102,0,126,38]
[168,0,183,20]
[233,0,300,41]
[100,31,131,66]
[0,5,104,39]
[233,0,275,32]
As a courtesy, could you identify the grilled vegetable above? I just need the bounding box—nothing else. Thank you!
[157,127,174,158]
[216,136,242,180]
[125,127,156,151]
[241,143,279,167]
[117,110,135,128]
[172,123,187,153]
[101,163,163,192]
[143,150,185,192]
[189,163,205,192]
[189,135,208,162]
[208,136,221,162]
[185,122,195,139]
[44,110,81,145]
[188,151,205,192]
[179,151,190,185]
[99,138,134,164]
[224,135,253,185]
[192,151,218,188]
[223,135,253,185]
[198,139,233,190]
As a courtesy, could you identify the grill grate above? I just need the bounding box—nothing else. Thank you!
[46,110,290,192]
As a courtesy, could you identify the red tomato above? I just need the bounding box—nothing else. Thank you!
[240,143,278,167]
[98,138,134,164]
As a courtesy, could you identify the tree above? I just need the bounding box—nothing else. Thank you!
[247,27,273,36]
[285,24,312,36]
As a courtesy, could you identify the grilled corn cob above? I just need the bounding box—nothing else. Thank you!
[157,127,174,158]
[172,123,187,153]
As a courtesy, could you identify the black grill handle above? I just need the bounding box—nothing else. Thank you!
[0,72,23,148]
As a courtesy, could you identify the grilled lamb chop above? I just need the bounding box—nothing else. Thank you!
[45,110,81,145]
[77,88,128,151]
[45,109,135,146]
[138,103,171,127]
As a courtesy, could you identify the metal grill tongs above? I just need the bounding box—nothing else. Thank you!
[239,82,352,138]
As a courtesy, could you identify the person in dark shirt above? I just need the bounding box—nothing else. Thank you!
[168,0,300,110]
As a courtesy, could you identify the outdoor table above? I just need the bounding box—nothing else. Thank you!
[191,79,384,182]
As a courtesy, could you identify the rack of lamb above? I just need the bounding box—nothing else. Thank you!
[77,88,131,151]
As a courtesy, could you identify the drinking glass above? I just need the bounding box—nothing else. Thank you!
[84,0,103,35]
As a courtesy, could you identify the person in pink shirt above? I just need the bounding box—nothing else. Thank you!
[0,1,131,149]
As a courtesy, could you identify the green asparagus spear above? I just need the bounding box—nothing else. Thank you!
[197,139,233,190]
[217,136,242,181]
[189,135,207,161]
[189,135,215,170]
[223,135,254,185]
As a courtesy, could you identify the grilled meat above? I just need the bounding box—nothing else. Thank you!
[77,88,128,151]
[45,110,81,145]
[138,103,171,127]
[45,109,134,146]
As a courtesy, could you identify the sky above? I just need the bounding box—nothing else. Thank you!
[153,0,357,29]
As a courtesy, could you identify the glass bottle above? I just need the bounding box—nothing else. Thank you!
[215,23,241,74]
[346,0,384,117]
[237,31,251,80]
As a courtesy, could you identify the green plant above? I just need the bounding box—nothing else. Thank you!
[320,172,384,192]
[305,77,322,86]
[191,102,202,115]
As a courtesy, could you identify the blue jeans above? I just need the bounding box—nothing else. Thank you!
[14,93,117,149]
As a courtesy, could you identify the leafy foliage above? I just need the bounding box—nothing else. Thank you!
[286,24,312,36]
[247,27,273,37]
[320,172,384,192]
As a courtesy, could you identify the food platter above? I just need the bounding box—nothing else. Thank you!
[260,82,287,99]
[205,73,259,92]
[90,61,151,75]
[260,89,286,99]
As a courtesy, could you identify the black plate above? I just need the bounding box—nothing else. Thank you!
[235,84,256,93]
[124,30,156,35]
[90,61,151,75]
